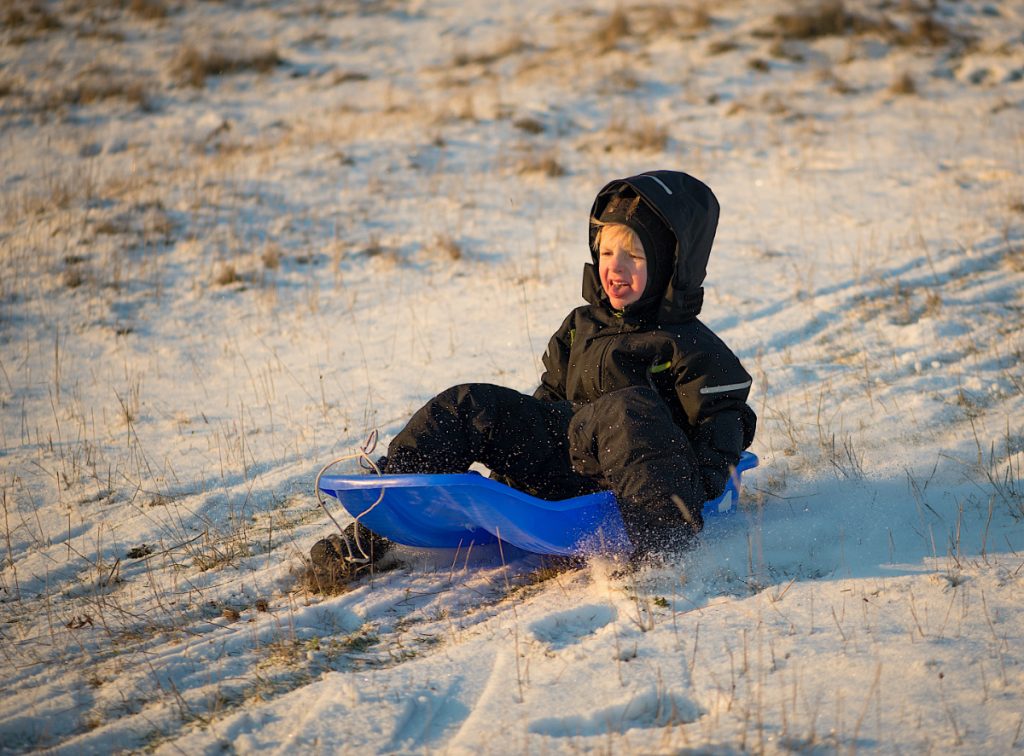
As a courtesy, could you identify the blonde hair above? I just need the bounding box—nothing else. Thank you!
[590,220,645,257]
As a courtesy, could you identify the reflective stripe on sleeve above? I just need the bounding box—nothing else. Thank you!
[699,380,752,395]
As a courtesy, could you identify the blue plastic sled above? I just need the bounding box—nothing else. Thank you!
[318,451,758,556]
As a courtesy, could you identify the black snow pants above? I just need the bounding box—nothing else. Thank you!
[384,383,706,552]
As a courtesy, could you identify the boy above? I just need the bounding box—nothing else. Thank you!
[311,170,756,580]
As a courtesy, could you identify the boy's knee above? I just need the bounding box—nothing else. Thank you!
[570,386,673,446]
[587,386,668,421]
[425,384,512,425]
[436,383,522,412]
[435,383,484,404]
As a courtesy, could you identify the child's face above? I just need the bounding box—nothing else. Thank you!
[598,224,647,310]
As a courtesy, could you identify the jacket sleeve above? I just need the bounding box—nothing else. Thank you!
[533,312,576,403]
[672,347,757,500]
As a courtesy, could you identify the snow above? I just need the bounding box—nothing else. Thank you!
[2,0,1023,752]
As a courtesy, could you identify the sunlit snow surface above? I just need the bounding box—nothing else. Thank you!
[1,0,1023,752]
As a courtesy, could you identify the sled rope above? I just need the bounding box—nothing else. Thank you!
[314,430,385,563]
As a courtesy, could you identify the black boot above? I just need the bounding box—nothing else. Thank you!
[307,521,394,593]
[360,455,388,474]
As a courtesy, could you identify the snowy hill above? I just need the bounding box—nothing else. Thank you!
[1,0,1023,752]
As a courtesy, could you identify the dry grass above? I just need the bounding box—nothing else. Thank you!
[11,162,100,221]
[0,75,18,99]
[452,35,529,68]
[757,1,966,49]
[20,64,155,113]
[768,38,805,63]
[816,67,856,95]
[62,265,87,289]
[191,530,252,571]
[596,68,640,94]
[171,44,284,88]
[129,0,168,20]
[455,94,477,122]
[516,150,567,177]
[707,38,740,56]
[513,116,545,135]
[683,5,713,33]
[1004,245,1024,273]
[587,3,709,48]
[578,116,670,152]
[592,8,631,54]
[2,2,61,41]
[889,71,917,96]
[611,117,669,153]
[764,0,851,40]
[332,70,370,85]
[642,5,679,36]
[262,243,282,270]
[68,69,153,108]
[143,205,174,239]
[428,233,463,262]
[898,14,956,48]
[213,262,241,287]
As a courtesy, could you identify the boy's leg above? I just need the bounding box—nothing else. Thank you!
[567,386,705,552]
[385,383,592,500]
[312,383,586,583]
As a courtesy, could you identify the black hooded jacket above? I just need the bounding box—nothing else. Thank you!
[534,171,757,499]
